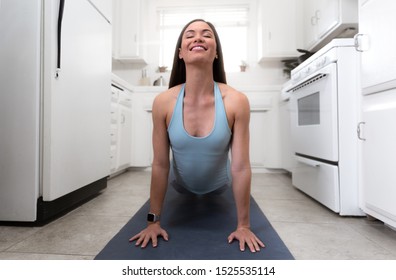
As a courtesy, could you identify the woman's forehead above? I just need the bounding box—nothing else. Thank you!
[185,21,213,33]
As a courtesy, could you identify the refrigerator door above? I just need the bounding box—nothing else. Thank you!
[0,0,41,221]
[88,0,112,23]
[359,0,396,95]
[42,0,111,200]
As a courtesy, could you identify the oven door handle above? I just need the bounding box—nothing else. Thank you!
[288,63,335,92]
[296,156,320,167]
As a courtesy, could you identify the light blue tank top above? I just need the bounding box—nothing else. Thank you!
[167,82,232,194]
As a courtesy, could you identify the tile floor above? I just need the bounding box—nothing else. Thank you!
[1,169,396,260]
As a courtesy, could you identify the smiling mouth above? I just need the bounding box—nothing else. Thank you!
[190,45,207,51]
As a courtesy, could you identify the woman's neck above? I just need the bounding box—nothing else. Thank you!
[184,65,214,97]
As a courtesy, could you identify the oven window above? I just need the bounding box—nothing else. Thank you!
[298,92,320,125]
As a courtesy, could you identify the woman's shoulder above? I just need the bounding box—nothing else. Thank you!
[217,83,249,105]
[152,84,182,116]
[154,85,182,105]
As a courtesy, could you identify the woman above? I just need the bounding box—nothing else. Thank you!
[130,19,265,253]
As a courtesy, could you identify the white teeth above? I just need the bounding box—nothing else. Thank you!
[192,46,205,51]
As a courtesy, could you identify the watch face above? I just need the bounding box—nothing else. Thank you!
[147,213,156,222]
[147,213,158,222]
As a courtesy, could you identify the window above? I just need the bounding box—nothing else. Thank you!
[158,4,250,72]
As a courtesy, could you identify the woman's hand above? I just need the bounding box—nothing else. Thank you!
[228,227,265,253]
[129,223,169,248]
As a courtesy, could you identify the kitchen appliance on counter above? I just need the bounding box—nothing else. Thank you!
[0,0,112,222]
[283,38,364,216]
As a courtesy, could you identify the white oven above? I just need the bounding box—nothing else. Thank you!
[285,39,364,216]
[290,62,338,163]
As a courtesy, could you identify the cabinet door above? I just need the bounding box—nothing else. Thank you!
[278,100,296,172]
[360,89,396,227]
[359,0,396,94]
[303,0,319,48]
[316,0,339,39]
[303,0,357,51]
[130,94,153,167]
[247,93,281,169]
[112,0,142,60]
[303,0,339,48]
[249,111,268,168]
[117,104,132,169]
[259,0,301,60]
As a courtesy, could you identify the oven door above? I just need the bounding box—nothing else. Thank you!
[289,62,338,162]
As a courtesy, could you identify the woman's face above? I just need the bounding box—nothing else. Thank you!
[178,21,217,65]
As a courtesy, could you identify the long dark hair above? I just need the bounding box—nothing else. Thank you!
[168,19,227,88]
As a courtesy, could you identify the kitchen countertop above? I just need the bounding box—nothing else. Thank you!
[112,73,167,93]
[112,73,283,94]
[111,73,134,91]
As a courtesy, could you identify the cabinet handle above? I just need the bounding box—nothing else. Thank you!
[315,10,321,20]
[357,122,366,141]
[121,114,126,124]
[311,16,317,26]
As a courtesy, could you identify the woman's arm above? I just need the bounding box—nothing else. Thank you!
[129,92,171,248]
[227,91,265,253]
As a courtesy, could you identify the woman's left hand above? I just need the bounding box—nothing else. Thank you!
[228,227,265,253]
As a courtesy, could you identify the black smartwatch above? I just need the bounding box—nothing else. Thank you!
[147,212,160,222]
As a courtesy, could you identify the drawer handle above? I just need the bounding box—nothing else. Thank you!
[296,156,320,167]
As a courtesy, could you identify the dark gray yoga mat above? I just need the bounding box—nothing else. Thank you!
[95,186,294,260]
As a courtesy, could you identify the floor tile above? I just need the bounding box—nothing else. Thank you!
[0,226,41,251]
[271,221,395,260]
[0,252,93,260]
[6,214,129,256]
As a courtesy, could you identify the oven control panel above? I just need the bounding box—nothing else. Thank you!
[291,53,337,85]
[291,38,355,85]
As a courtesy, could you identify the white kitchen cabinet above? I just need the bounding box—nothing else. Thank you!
[110,83,133,175]
[117,92,132,169]
[130,89,160,167]
[110,88,119,172]
[258,0,302,61]
[112,0,147,63]
[278,97,296,172]
[247,91,282,170]
[357,0,396,229]
[303,0,358,51]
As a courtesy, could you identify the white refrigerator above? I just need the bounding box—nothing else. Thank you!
[357,0,396,228]
[0,0,112,222]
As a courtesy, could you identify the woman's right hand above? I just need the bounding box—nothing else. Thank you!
[129,223,169,248]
